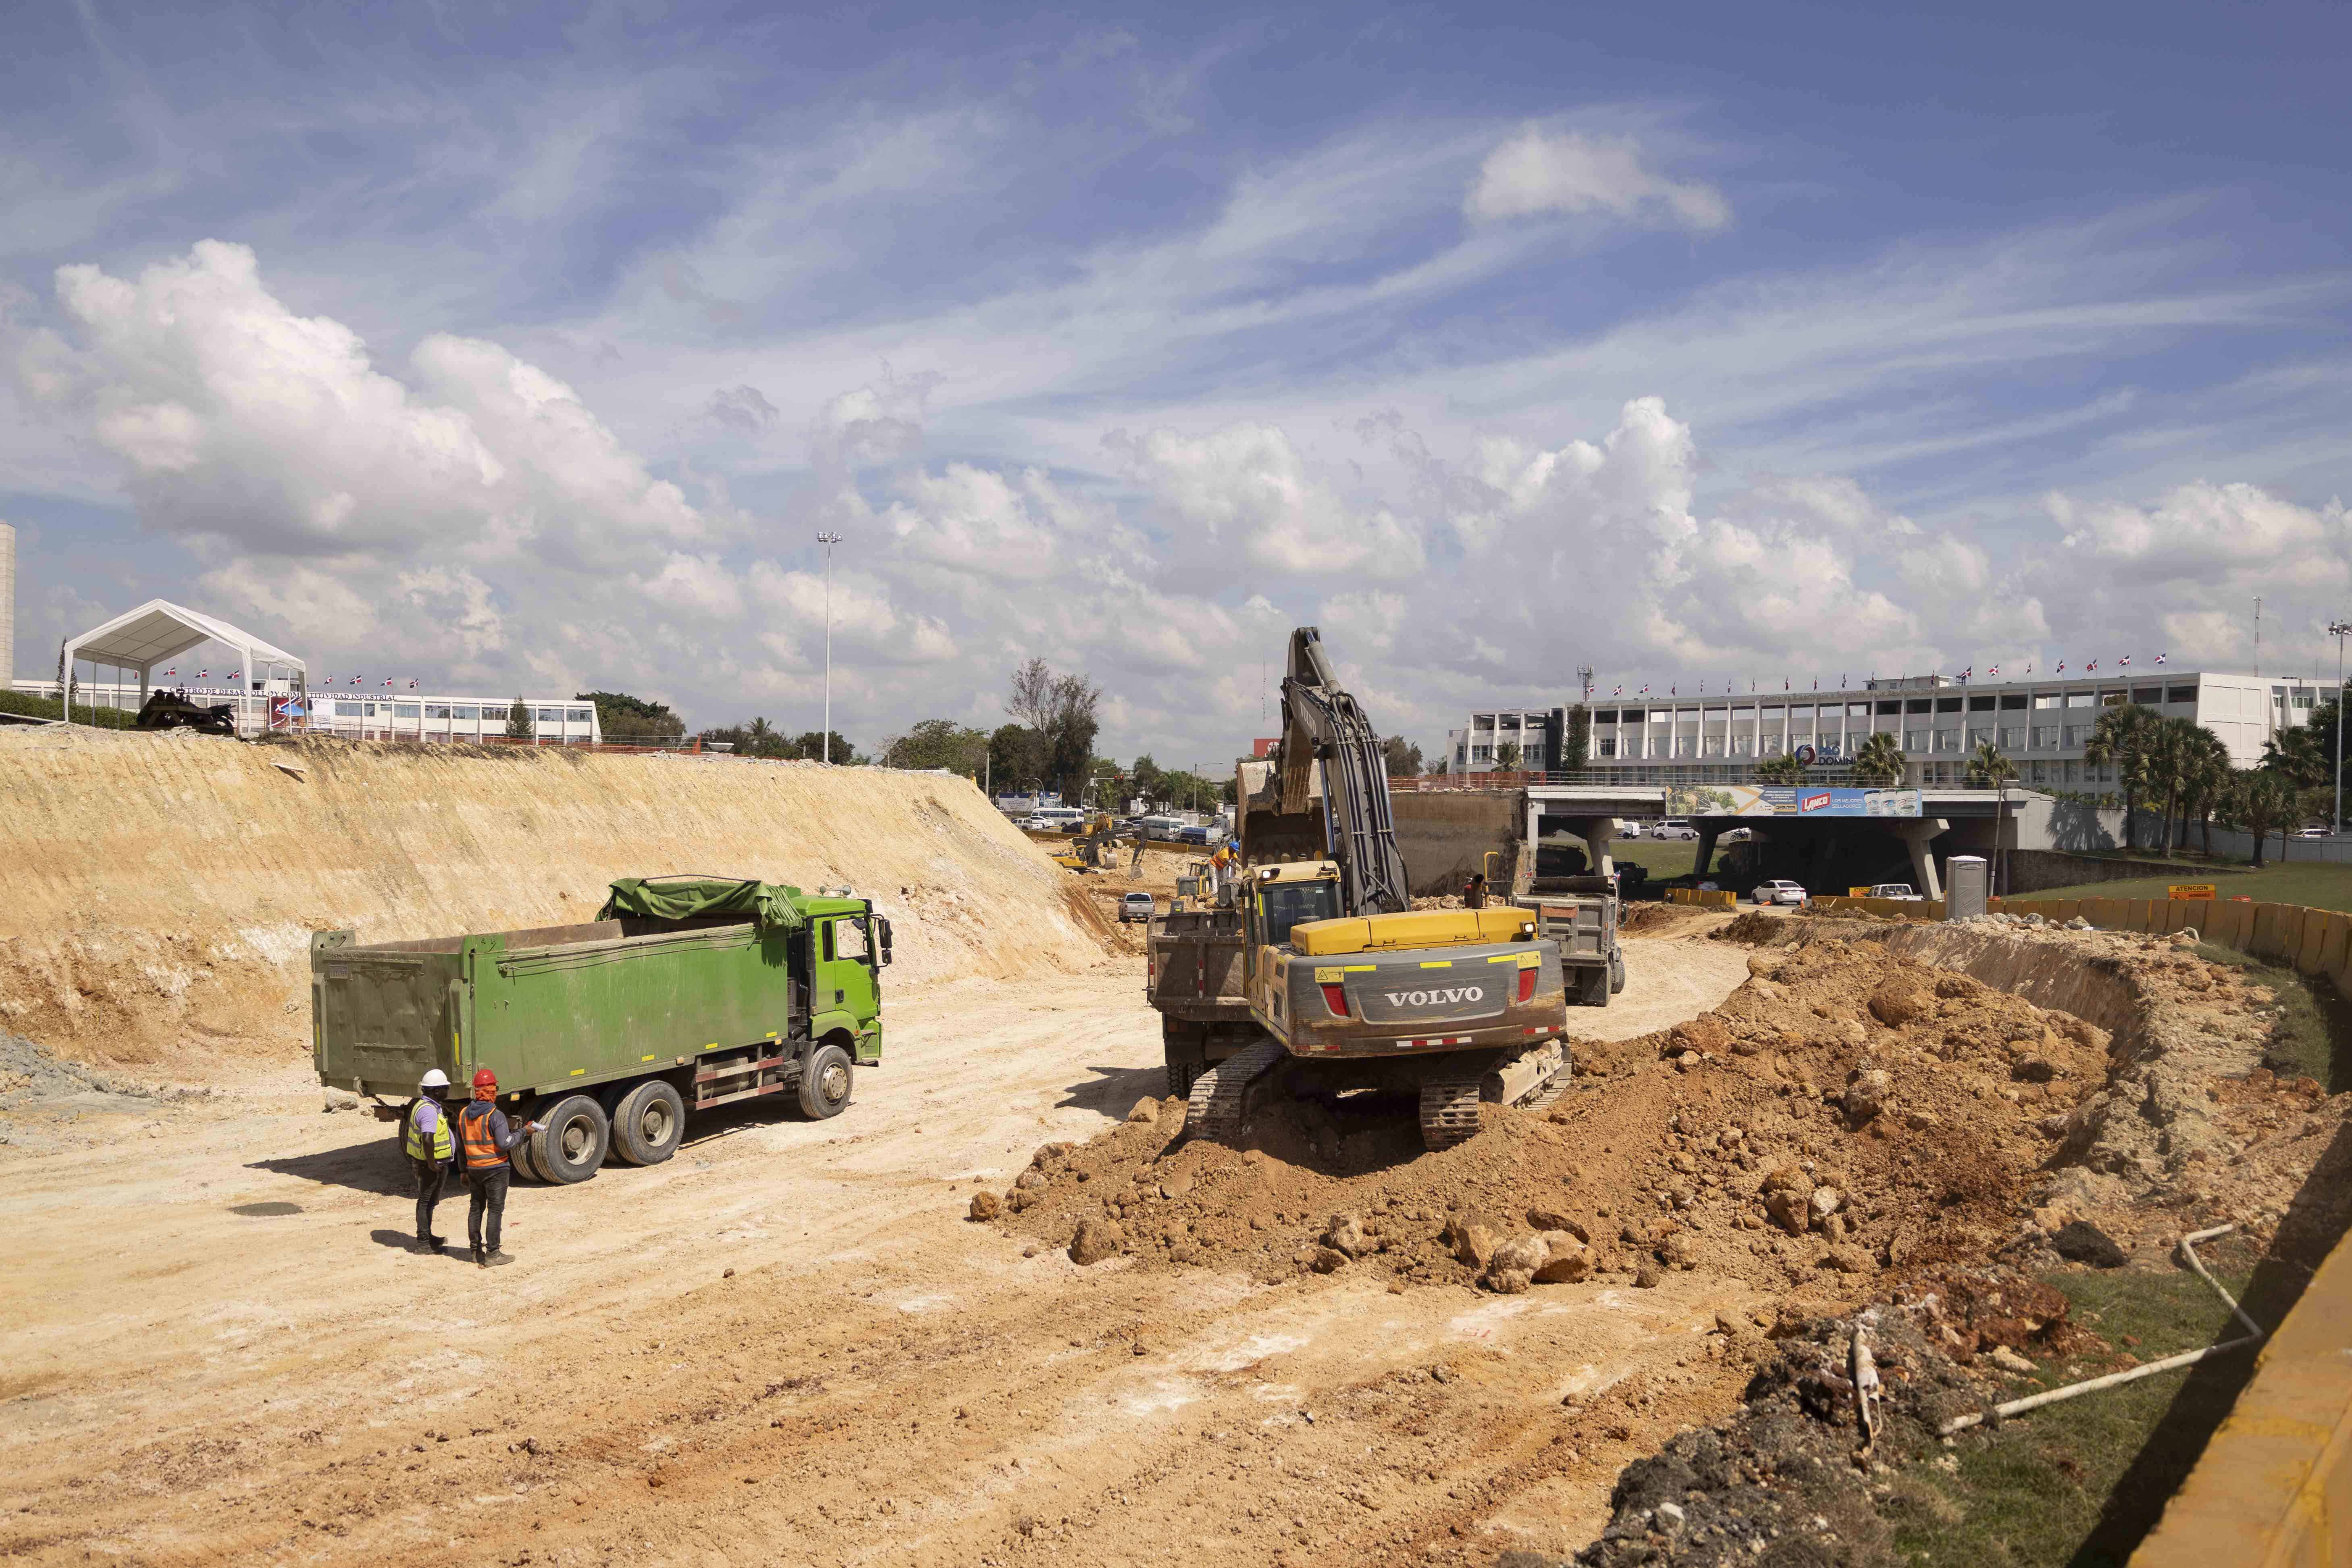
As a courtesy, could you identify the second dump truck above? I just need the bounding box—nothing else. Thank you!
[312,875,891,1183]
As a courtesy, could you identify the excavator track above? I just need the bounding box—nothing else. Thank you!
[1418,1076,1485,1150]
[1184,1037,1287,1144]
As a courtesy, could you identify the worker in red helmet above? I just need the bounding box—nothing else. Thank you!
[455,1068,540,1268]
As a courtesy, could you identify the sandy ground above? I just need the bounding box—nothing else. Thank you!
[0,925,1755,1568]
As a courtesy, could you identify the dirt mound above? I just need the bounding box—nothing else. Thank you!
[1621,903,1714,936]
[0,727,1111,1071]
[991,936,2164,1294]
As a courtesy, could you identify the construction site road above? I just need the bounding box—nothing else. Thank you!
[1,923,1755,1568]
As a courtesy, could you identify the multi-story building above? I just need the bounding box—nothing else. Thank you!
[1449,670,2336,787]
[1446,708,1556,772]
[15,677,605,745]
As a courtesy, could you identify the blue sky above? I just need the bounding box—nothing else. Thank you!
[5,0,2348,757]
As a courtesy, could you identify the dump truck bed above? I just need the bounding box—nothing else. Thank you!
[313,916,809,1102]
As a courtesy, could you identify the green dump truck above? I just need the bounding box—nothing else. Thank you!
[312,876,891,1183]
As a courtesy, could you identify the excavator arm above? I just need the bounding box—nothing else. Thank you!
[1244,627,1412,917]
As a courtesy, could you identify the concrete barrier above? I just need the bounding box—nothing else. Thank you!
[1668,888,1737,909]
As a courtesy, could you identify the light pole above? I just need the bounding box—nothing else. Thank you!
[2329,619,2349,836]
[816,531,843,763]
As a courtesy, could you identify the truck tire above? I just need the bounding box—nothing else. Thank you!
[509,1133,545,1183]
[798,1043,854,1119]
[610,1079,686,1166]
[530,1093,609,1184]
[1163,1021,1207,1099]
[1610,949,1626,995]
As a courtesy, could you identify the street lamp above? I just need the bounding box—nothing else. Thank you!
[816,531,843,763]
[2329,619,2350,836]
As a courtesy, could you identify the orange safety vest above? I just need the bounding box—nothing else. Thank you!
[458,1102,509,1171]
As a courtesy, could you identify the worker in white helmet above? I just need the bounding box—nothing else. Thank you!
[401,1069,458,1254]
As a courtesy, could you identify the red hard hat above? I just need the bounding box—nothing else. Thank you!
[471,1067,498,1090]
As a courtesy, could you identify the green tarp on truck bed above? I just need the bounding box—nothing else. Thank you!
[598,876,808,932]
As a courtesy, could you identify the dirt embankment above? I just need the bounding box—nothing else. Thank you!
[0,728,1109,1071]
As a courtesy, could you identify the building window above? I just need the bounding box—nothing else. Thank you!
[2061,725,2086,747]
[453,705,480,720]
[1848,703,1871,717]
[1935,697,1962,713]
[1760,734,1783,755]
[1674,735,1694,757]
[425,704,451,718]
[1878,700,1903,716]
[1933,728,1958,751]
[2294,690,2316,709]
[1598,738,1617,758]
[1969,694,1995,712]
[335,701,361,717]
[2066,691,2096,708]
[1905,698,1933,714]
[1620,708,1643,724]
[2063,761,2080,783]
[1903,729,1928,750]
[568,707,592,722]
[2031,726,2059,749]
[1471,745,1491,761]
[394,703,420,718]
[2030,761,2050,783]
[2000,694,2027,711]
[2167,686,2197,704]
[2034,694,2061,710]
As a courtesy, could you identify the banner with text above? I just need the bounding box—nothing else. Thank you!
[1664,786,1923,819]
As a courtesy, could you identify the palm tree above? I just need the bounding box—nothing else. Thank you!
[2176,726,2231,855]
[2144,717,2205,859]
[1852,730,1907,787]
[2084,703,2160,852]
[1963,739,2017,788]
[1755,751,1807,784]
[2229,768,2296,867]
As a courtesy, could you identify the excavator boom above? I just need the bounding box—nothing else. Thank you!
[1242,627,1412,915]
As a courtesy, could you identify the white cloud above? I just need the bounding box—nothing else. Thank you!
[1108,422,1427,578]
[1465,127,1729,231]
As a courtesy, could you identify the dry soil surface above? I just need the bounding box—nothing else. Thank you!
[1,929,1757,1568]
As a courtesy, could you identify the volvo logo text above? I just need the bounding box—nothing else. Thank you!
[1383,986,1485,1007]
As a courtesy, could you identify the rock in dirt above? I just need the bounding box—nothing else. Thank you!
[967,1191,1001,1221]
[2048,1219,2127,1269]
[1809,1185,1844,1227]
[1526,1208,1591,1242]
[2011,1054,2059,1083]
[1632,1260,1663,1289]
[1308,1246,1350,1274]
[1843,1068,1892,1125]
[1323,1212,1368,1258]
[1822,1244,1872,1273]
[1868,980,1932,1027]
[1486,1233,1549,1288]
[1126,1098,1158,1124]
[1988,1345,2038,1373]
[1014,1168,1046,1192]
[1487,1267,1534,1294]
[1532,1231,1592,1283]
[1760,1165,1814,1235]
[1068,1218,1123,1266]
[1445,1217,1499,1269]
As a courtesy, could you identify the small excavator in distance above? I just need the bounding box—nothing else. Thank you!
[1147,627,1574,1151]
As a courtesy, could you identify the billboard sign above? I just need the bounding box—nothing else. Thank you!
[1664,785,1922,819]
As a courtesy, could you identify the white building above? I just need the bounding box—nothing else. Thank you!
[1450,669,2337,787]
[17,678,604,745]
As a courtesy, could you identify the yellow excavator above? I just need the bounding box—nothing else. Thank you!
[1049,811,1129,874]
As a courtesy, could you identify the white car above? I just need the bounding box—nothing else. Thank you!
[1867,882,1922,900]
[1618,821,1644,839]
[1119,892,1156,923]
[1654,820,1700,841]
[1750,880,1807,906]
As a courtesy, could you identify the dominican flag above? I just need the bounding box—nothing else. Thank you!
[348,676,360,685]
[2056,661,2066,673]
[1988,664,2000,676]
[1783,678,1790,690]
[1670,684,1677,696]
[198,667,210,679]
[408,678,418,689]
[1960,665,1972,681]
[382,678,393,687]
[1639,684,1650,695]
[2154,653,2167,665]
[1612,684,1622,697]
[2087,659,2099,672]
[2119,655,2131,668]
[164,666,176,677]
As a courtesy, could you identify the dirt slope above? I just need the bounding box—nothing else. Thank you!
[0,728,1107,1070]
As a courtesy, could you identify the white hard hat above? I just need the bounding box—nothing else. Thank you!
[419,1068,451,1090]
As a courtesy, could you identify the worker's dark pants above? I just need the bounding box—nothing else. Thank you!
[467,1166,510,1254]
[412,1157,446,1241]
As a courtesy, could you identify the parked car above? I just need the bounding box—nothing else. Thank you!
[1750,880,1808,906]
[1174,824,1212,845]
[1120,891,1156,923]
[1618,821,1644,839]
[1655,820,1699,841]
[1723,827,1754,843]
[1866,882,1922,900]
[2295,826,2330,839]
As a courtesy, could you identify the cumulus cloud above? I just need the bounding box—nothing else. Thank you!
[1108,422,1427,578]
[1465,127,1730,232]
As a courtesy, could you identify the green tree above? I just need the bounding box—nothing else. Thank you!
[576,690,684,742]
[1007,657,1102,805]
[2261,698,2341,790]
[1381,736,1423,777]
[2083,703,2161,852]
[1755,751,1806,784]
[1495,740,1522,772]
[790,729,855,763]
[1962,739,2017,788]
[989,723,1044,793]
[505,696,534,740]
[1851,730,1906,786]
[2178,728,2233,856]
[1563,704,1591,774]
[2229,768,2298,867]
[889,718,989,774]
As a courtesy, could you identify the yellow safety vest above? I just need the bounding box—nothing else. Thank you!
[403,1098,454,1161]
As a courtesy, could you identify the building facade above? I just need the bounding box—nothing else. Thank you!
[15,678,604,744]
[1450,670,2336,786]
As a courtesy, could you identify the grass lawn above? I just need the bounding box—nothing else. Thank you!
[2019,859,2352,913]
[1603,836,1727,879]
[1893,1243,2265,1568]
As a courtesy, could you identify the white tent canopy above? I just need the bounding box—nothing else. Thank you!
[61,599,306,726]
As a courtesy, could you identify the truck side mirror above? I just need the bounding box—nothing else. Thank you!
[877,917,893,967]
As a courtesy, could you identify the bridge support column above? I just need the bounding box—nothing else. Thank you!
[1694,824,1720,884]
[1893,818,1949,900]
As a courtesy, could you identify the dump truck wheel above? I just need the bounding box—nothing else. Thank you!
[508,1134,545,1183]
[1610,950,1626,994]
[531,1094,609,1184]
[798,1043,854,1119]
[610,1079,686,1166]
[1163,1021,1206,1099]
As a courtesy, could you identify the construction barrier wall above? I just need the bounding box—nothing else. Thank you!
[1667,888,1737,909]
[1807,894,1950,921]
[1977,891,2352,1565]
